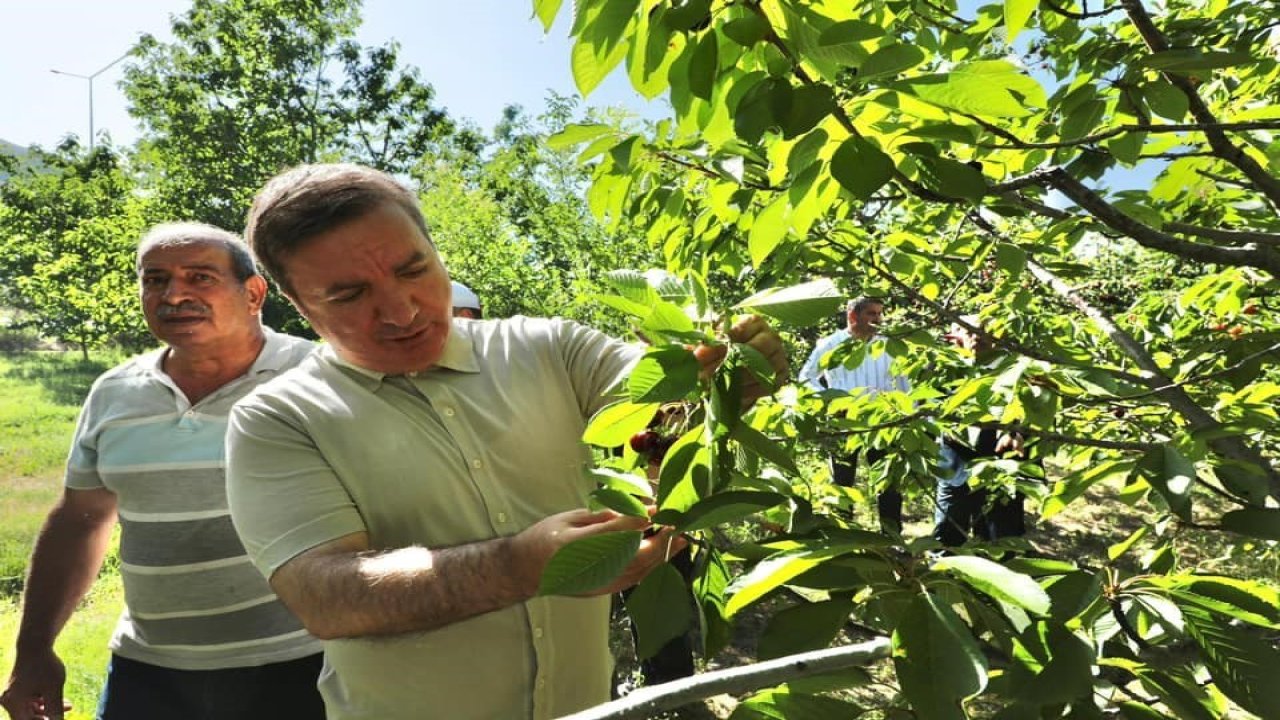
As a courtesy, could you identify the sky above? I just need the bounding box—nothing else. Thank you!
[0,0,664,150]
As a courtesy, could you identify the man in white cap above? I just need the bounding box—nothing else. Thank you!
[450,281,482,319]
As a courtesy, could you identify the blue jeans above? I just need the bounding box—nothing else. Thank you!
[96,653,325,720]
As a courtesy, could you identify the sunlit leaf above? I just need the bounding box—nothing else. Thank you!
[538,530,641,595]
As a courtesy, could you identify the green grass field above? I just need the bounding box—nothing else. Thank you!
[1,350,125,718]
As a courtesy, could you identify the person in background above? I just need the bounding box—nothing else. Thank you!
[934,320,1029,546]
[225,163,790,720]
[798,296,910,533]
[450,280,483,319]
[1,223,322,720]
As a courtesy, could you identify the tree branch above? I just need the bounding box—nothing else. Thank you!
[1042,168,1280,275]
[555,639,893,720]
[971,119,1280,150]
[1024,258,1280,500]
[1042,0,1121,19]
[1121,0,1280,211]
[1165,222,1280,248]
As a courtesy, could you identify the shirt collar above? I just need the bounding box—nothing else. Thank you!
[321,319,482,387]
[145,326,298,375]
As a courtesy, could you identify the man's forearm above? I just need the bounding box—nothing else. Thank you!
[15,504,115,654]
[274,534,535,640]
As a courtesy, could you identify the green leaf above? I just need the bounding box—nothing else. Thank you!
[1107,526,1148,561]
[538,530,642,595]
[587,467,653,497]
[626,562,695,660]
[859,43,926,79]
[1142,80,1189,121]
[758,597,853,660]
[572,32,630,96]
[1219,507,1280,540]
[1148,444,1195,520]
[628,346,700,403]
[994,242,1027,276]
[722,14,768,46]
[780,85,835,140]
[738,691,866,719]
[817,20,884,44]
[726,545,859,616]
[901,60,1047,118]
[1004,0,1036,44]
[748,193,791,267]
[732,422,800,477]
[733,277,844,326]
[917,156,987,202]
[829,135,895,201]
[931,555,1052,615]
[1181,604,1280,719]
[688,32,719,101]
[546,123,613,150]
[662,0,711,31]
[532,0,563,33]
[589,487,650,518]
[677,490,786,532]
[1061,98,1106,143]
[1139,49,1255,72]
[583,400,660,447]
[1108,130,1147,165]
[893,592,988,718]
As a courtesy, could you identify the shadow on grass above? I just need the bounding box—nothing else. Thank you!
[1,350,126,407]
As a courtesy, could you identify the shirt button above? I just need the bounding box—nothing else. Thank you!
[443,407,456,417]
[471,458,483,469]
[537,678,546,689]
[496,512,508,523]
[533,627,543,639]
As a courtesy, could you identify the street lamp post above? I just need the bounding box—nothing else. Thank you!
[51,50,132,152]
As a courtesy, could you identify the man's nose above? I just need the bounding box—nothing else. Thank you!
[376,286,419,327]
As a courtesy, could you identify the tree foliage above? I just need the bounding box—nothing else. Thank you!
[538,0,1280,716]
[0,143,152,357]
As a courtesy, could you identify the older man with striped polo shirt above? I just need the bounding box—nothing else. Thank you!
[799,296,911,533]
[1,224,322,720]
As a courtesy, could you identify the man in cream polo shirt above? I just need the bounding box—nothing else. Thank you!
[226,163,789,719]
[2,224,321,720]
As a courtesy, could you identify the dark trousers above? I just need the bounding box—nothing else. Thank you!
[830,448,902,533]
[97,653,325,720]
[625,548,697,685]
[934,481,1026,547]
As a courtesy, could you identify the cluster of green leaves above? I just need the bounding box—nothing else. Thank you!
[0,144,153,358]
[532,0,1280,716]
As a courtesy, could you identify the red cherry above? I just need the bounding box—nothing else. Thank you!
[630,431,657,454]
[1243,303,1258,315]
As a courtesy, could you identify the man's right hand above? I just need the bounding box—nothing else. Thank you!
[1,648,70,720]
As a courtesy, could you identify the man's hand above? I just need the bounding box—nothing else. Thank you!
[511,509,688,598]
[692,315,790,404]
[1,648,70,720]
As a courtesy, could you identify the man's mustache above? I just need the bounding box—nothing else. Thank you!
[156,302,210,318]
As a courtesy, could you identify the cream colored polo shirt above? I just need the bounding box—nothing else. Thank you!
[227,316,641,720]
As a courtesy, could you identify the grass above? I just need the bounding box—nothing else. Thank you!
[0,350,126,718]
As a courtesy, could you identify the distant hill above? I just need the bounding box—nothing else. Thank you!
[0,139,34,183]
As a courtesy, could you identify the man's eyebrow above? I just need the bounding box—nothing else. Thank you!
[394,251,429,273]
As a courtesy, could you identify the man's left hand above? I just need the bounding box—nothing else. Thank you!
[693,315,790,404]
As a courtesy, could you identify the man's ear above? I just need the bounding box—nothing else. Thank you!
[245,275,269,315]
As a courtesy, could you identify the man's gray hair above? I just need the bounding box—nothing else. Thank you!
[847,296,886,314]
[136,222,257,283]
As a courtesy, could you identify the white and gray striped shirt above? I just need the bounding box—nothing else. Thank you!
[65,329,320,670]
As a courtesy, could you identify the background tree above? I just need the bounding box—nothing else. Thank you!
[535,0,1280,717]
[0,143,152,358]
[419,96,657,332]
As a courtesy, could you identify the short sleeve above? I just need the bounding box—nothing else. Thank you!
[226,397,368,578]
[64,384,105,490]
